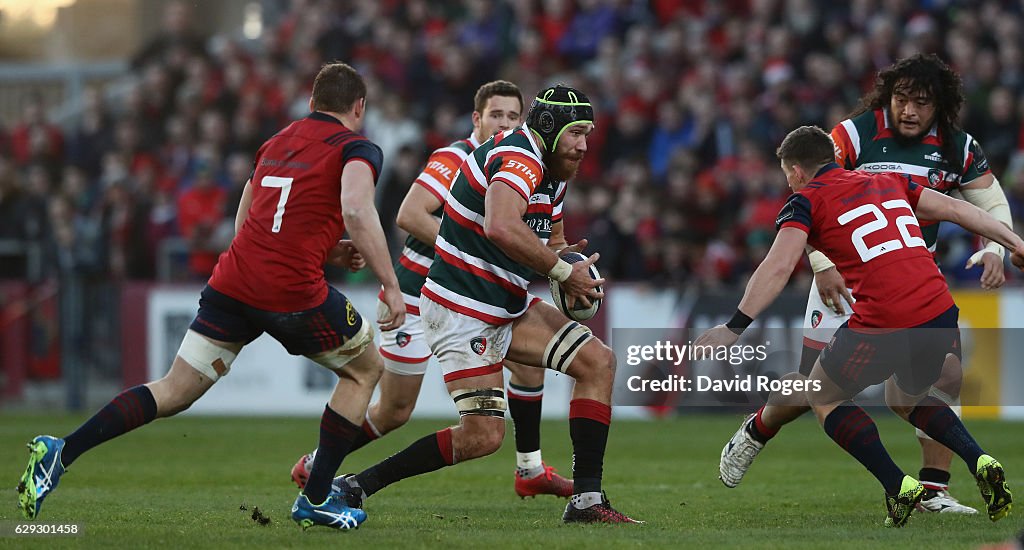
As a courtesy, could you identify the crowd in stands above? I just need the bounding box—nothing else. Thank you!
[2,0,1024,289]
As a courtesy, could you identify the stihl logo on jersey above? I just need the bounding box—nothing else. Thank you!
[505,159,538,185]
[924,152,943,162]
[470,336,487,355]
[426,160,455,180]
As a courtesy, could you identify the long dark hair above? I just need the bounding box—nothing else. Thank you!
[851,53,965,171]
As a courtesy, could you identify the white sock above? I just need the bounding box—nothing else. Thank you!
[516,450,543,470]
[571,492,603,509]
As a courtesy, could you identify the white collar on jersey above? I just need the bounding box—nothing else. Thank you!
[468,132,482,149]
[882,107,938,137]
[520,123,546,163]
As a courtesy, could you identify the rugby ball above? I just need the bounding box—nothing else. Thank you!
[549,251,602,321]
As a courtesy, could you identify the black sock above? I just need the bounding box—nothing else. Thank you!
[508,383,543,453]
[355,428,454,497]
[908,396,985,471]
[62,385,157,467]
[823,404,904,495]
[347,419,380,454]
[303,405,360,505]
[569,399,611,495]
[746,406,778,444]
[919,467,951,491]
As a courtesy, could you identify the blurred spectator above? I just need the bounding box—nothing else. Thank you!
[132,0,207,74]
[364,95,422,185]
[648,101,699,181]
[10,94,64,177]
[22,166,54,246]
[66,87,114,179]
[0,156,30,278]
[176,162,227,279]
[47,193,99,276]
[967,86,1018,177]
[0,156,26,241]
[559,0,620,64]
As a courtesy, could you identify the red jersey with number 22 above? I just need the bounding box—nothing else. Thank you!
[776,163,954,329]
[208,112,383,312]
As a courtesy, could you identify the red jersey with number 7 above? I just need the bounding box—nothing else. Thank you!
[775,162,954,329]
[208,112,383,312]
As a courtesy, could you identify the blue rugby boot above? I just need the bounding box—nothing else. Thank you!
[17,436,66,520]
[291,491,366,530]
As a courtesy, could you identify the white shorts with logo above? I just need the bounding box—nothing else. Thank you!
[420,294,538,384]
[378,299,432,376]
[803,277,854,350]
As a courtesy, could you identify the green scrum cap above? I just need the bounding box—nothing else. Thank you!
[525,84,594,153]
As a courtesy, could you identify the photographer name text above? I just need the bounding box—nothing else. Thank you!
[626,375,821,396]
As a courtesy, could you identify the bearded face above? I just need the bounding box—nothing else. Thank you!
[545,123,593,181]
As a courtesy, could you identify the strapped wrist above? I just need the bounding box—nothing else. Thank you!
[548,258,572,283]
[807,250,835,273]
[982,241,1005,259]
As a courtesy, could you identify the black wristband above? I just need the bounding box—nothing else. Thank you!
[726,309,753,335]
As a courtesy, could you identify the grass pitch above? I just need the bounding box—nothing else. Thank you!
[1,412,1021,548]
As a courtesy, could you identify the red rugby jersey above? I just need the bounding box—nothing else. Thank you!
[776,163,954,328]
[208,112,383,312]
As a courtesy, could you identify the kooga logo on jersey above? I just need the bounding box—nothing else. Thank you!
[861,162,904,171]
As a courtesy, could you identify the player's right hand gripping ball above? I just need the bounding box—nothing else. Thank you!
[550,251,602,321]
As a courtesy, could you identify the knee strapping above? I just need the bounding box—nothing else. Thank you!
[542,321,593,373]
[176,330,238,381]
[451,388,506,417]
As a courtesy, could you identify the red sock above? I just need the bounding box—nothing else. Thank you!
[748,406,779,443]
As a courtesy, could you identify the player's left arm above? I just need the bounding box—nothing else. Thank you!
[396,184,444,246]
[960,172,1014,287]
[547,220,568,252]
[915,187,1024,265]
[957,138,1014,286]
[694,228,807,350]
[233,179,253,235]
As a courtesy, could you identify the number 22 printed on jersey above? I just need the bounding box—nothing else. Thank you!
[837,199,926,262]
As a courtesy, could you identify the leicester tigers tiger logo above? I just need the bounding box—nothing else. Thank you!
[470,336,487,356]
[396,332,411,348]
